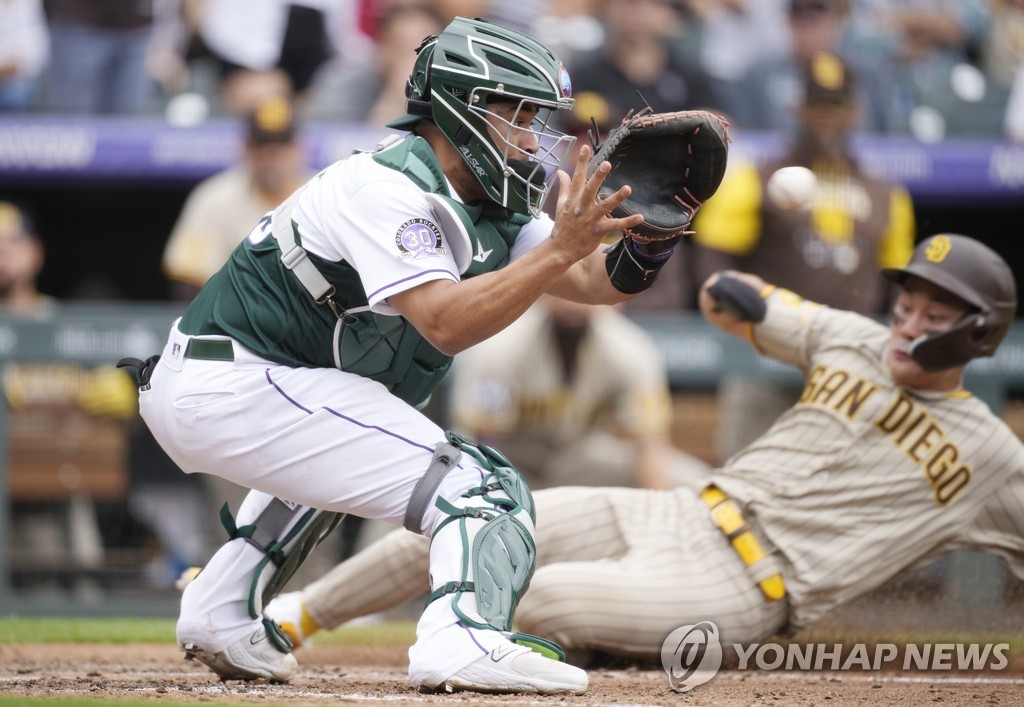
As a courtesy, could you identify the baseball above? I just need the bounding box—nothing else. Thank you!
[766,166,818,210]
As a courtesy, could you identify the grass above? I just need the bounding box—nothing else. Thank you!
[1,615,1019,652]
[3,614,1020,681]
[0,696,205,700]
[0,696,303,700]
[0,616,417,646]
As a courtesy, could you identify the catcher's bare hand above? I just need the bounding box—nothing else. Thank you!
[549,143,645,262]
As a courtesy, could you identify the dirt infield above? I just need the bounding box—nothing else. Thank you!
[2,643,1023,705]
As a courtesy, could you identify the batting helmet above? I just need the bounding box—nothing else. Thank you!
[387,16,576,216]
[882,234,1017,370]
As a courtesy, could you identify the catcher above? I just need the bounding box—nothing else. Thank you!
[128,15,730,695]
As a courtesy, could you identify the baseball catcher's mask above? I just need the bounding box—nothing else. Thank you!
[882,233,1017,370]
[387,16,576,216]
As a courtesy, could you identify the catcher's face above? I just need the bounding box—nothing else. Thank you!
[474,96,575,214]
[887,276,970,390]
[482,100,542,160]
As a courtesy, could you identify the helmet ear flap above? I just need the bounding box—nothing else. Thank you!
[909,311,1007,371]
[909,314,981,371]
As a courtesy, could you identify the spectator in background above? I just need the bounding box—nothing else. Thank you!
[849,0,989,80]
[564,0,722,128]
[179,0,339,115]
[531,0,605,68]
[1006,58,1024,142]
[552,0,723,314]
[448,295,710,491]
[0,200,52,317]
[42,0,163,114]
[163,96,310,301]
[691,52,916,459]
[730,0,908,134]
[980,0,1024,141]
[305,4,444,125]
[845,0,991,138]
[981,0,1024,91]
[684,0,791,120]
[0,0,49,111]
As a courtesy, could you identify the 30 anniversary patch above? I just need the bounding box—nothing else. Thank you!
[395,218,448,259]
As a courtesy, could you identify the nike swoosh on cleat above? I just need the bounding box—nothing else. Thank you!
[490,645,518,662]
[249,630,269,646]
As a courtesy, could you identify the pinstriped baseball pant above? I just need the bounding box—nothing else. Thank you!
[302,486,790,654]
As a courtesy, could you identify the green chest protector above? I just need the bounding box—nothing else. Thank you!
[371,136,531,277]
[275,136,529,408]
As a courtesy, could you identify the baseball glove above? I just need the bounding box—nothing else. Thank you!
[586,108,731,241]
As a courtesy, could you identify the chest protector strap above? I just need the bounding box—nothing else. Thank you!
[270,188,365,322]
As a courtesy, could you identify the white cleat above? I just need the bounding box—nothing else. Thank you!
[179,622,297,682]
[264,591,315,649]
[434,643,589,695]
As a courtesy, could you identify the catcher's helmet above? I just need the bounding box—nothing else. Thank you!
[387,16,576,216]
[882,234,1017,370]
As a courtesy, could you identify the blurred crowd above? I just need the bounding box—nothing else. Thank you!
[1,0,1023,142]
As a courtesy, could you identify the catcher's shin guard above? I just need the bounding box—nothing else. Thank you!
[409,433,547,640]
[219,499,344,621]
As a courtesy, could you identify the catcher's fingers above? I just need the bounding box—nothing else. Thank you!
[564,143,614,207]
[557,143,597,210]
[560,145,641,225]
[558,170,643,233]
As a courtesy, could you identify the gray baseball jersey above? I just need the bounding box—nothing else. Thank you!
[714,287,1024,631]
[293,287,1024,653]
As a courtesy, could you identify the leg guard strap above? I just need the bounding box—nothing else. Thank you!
[446,431,536,523]
[404,441,461,533]
[221,499,344,620]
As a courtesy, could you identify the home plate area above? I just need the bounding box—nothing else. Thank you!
[1,643,1022,705]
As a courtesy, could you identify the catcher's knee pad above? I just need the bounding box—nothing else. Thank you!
[219,500,344,621]
[419,432,538,633]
